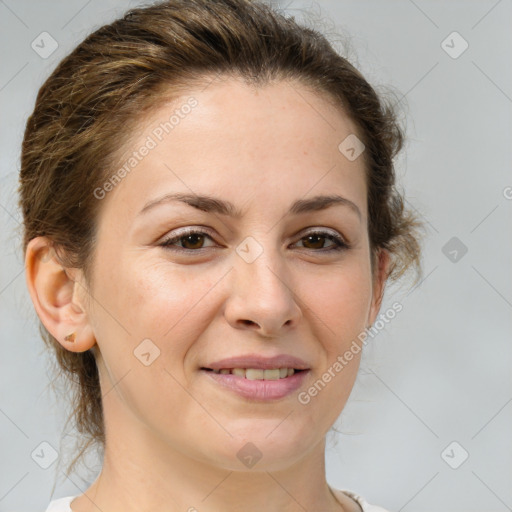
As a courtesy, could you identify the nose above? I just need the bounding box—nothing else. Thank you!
[224,246,303,339]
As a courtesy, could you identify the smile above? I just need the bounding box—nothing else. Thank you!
[207,367,298,379]
[201,367,309,401]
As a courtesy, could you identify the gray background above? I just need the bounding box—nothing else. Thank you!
[1,1,511,511]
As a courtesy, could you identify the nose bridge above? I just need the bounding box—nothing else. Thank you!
[235,233,289,295]
[227,233,301,334]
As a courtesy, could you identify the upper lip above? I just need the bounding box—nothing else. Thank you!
[203,354,310,371]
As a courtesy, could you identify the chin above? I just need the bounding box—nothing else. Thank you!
[199,424,317,472]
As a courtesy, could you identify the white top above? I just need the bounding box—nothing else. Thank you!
[45,488,390,511]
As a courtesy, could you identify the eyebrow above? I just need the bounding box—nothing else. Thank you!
[138,192,362,221]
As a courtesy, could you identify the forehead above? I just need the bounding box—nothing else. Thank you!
[98,77,367,224]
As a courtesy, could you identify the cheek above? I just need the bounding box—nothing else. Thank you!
[302,258,373,344]
[113,260,221,355]
[88,255,204,363]
[89,258,220,416]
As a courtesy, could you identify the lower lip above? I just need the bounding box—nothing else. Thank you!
[202,370,309,401]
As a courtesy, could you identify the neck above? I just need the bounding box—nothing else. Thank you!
[71,406,344,512]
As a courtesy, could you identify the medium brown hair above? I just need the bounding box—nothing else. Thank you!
[18,0,423,476]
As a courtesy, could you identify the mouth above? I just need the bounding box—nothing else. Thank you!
[200,354,311,401]
[201,367,306,380]
[200,361,311,403]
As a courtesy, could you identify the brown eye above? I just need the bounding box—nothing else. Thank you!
[160,229,216,251]
[295,230,348,252]
[179,233,207,250]
[301,233,329,249]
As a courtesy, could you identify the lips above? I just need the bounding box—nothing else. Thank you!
[202,354,310,371]
[200,353,311,401]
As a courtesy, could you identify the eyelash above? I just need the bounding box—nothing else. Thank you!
[159,227,349,254]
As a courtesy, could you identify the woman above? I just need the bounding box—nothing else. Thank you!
[19,1,422,510]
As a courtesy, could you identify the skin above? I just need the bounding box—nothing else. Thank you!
[26,76,389,512]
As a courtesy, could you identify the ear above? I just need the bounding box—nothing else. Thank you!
[25,236,96,353]
[367,248,391,326]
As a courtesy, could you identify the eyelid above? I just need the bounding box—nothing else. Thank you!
[299,226,346,240]
[164,225,216,239]
[296,228,349,249]
[159,226,217,247]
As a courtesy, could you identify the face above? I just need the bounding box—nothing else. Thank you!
[64,77,387,471]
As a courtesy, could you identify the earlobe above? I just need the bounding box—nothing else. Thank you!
[367,248,391,326]
[24,236,96,353]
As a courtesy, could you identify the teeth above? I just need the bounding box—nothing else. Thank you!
[246,369,264,380]
[263,369,280,380]
[212,368,297,379]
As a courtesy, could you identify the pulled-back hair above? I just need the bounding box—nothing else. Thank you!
[18,0,423,476]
